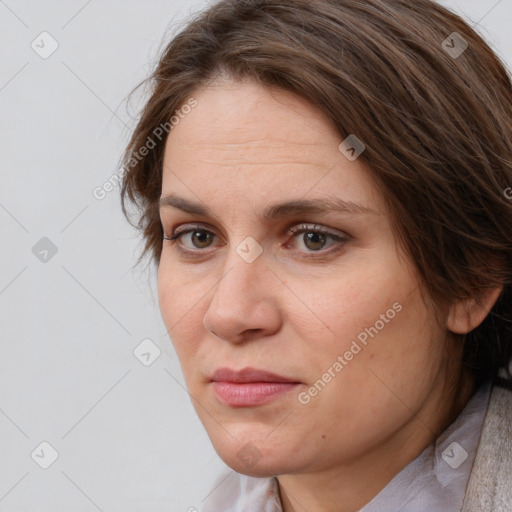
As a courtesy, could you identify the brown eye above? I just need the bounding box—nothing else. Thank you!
[188,230,215,249]
[302,232,328,251]
[286,224,348,255]
[162,225,221,260]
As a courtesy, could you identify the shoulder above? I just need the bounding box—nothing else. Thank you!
[462,370,512,512]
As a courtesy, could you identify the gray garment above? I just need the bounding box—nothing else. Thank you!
[201,380,512,511]
[462,373,512,512]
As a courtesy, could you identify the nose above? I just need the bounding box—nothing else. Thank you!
[202,249,282,344]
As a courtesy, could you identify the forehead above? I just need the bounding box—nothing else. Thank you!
[165,78,339,157]
[161,78,385,214]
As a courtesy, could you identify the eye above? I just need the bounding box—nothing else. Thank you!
[286,224,348,254]
[162,223,348,257]
[163,226,217,250]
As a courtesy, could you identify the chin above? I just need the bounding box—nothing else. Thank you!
[221,451,291,478]
[208,432,302,478]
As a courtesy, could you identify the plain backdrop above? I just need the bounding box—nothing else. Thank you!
[0,1,511,511]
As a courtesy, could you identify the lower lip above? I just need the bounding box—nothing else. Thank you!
[211,381,300,407]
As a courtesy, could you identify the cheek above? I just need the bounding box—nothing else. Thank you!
[285,255,411,357]
[158,255,205,318]
[296,255,439,390]
[335,280,437,383]
[318,286,442,421]
[158,261,205,360]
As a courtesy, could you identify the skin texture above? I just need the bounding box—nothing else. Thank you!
[157,77,499,512]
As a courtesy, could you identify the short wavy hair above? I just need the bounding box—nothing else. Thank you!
[120,0,512,385]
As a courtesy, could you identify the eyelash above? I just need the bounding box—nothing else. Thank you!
[162,223,349,258]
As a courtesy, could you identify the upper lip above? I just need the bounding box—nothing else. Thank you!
[210,367,300,383]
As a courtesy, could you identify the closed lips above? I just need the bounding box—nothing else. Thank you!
[210,367,302,407]
[210,367,301,383]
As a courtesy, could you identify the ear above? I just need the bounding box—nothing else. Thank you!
[447,286,503,334]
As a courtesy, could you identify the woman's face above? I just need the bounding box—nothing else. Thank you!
[158,78,456,477]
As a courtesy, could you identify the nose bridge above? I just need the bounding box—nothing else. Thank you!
[202,239,281,340]
[216,237,268,304]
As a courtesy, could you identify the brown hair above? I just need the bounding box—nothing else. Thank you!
[120,0,512,384]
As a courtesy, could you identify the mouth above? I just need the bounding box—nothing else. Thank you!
[210,367,302,407]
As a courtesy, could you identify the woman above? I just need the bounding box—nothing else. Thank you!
[120,0,512,510]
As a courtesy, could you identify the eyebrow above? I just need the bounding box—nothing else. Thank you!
[159,193,380,220]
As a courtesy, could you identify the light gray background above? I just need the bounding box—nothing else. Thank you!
[0,1,510,511]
